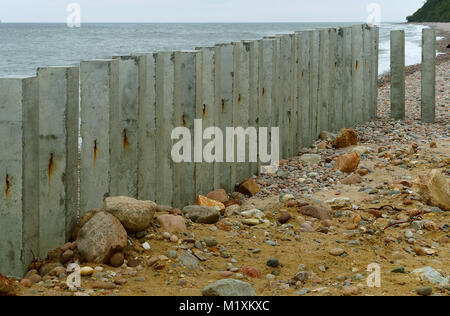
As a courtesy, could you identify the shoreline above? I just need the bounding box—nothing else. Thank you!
[378,22,450,87]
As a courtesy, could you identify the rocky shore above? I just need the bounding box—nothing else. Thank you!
[1,40,449,297]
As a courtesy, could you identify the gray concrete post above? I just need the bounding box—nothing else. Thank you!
[333,28,344,132]
[297,31,312,148]
[258,38,278,172]
[421,28,436,123]
[113,56,139,198]
[390,30,406,120]
[134,53,157,202]
[371,26,379,119]
[363,25,373,123]
[195,47,216,196]
[37,66,79,255]
[278,34,294,158]
[342,27,353,128]
[80,59,120,213]
[214,43,234,192]
[328,28,336,131]
[246,40,260,176]
[232,42,251,185]
[0,76,39,277]
[318,28,331,135]
[352,25,364,125]
[173,51,199,207]
[310,29,320,140]
[155,52,175,205]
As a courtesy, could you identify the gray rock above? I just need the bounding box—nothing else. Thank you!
[204,237,218,247]
[299,154,322,165]
[202,279,256,296]
[266,258,279,268]
[102,196,156,233]
[178,251,200,270]
[182,206,220,224]
[77,212,128,264]
[416,286,432,296]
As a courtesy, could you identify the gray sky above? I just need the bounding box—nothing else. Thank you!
[1,0,425,23]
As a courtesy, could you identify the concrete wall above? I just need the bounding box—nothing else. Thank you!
[421,28,436,123]
[390,30,406,120]
[0,24,385,277]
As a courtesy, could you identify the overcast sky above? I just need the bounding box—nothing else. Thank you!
[0,0,425,23]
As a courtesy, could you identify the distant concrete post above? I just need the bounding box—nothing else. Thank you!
[390,30,406,120]
[0,76,39,277]
[334,28,344,132]
[310,29,320,140]
[214,43,234,192]
[342,27,353,128]
[246,40,260,176]
[421,28,436,123]
[328,28,336,131]
[352,25,364,125]
[278,34,295,158]
[371,26,380,119]
[297,31,312,147]
[195,47,216,196]
[80,59,120,213]
[37,66,79,255]
[233,42,251,184]
[155,52,175,205]
[173,51,199,207]
[113,56,139,198]
[363,25,373,122]
[317,28,331,135]
[134,52,157,202]
[258,38,277,172]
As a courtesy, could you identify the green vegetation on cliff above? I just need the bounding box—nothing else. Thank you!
[407,0,450,22]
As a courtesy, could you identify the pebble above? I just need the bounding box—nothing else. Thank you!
[416,286,433,296]
[329,248,345,256]
[266,258,280,268]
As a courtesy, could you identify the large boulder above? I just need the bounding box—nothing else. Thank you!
[414,169,450,211]
[334,152,360,174]
[76,212,128,264]
[102,196,157,233]
[156,214,187,233]
[206,189,229,203]
[202,279,256,296]
[182,206,220,224]
[72,208,101,241]
[196,195,225,212]
[334,128,358,148]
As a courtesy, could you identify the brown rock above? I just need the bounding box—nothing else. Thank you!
[110,252,125,267]
[429,141,437,148]
[341,174,362,185]
[300,205,332,221]
[39,262,63,277]
[0,274,18,296]
[102,196,157,233]
[334,128,358,149]
[241,267,261,278]
[76,211,128,264]
[343,286,361,296]
[237,178,260,197]
[92,281,116,290]
[278,212,292,224]
[28,274,42,284]
[413,169,450,211]
[334,152,360,174]
[62,249,74,263]
[156,214,187,233]
[356,168,369,176]
[20,279,32,288]
[196,195,225,212]
[206,189,229,203]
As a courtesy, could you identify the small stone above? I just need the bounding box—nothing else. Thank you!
[170,235,179,243]
[206,189,229,203]
[109,252,125,268]
[342,286,361,296]
[20,279,32,288]
[277,212,291,224]
[202,279,256,296]
[266,258,280,268]
[392,267,406,274]
[79,267,94,276]
[329,248,345,256]
[241,267,261,278]
[142,242,151,250]
[204,237,218,247]
[237,178,260,197]
[416,286,432,296]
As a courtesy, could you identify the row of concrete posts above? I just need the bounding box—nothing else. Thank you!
[0,24,380,277]
[390,28,437,122]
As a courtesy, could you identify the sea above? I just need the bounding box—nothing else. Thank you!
[0,22,438,77]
